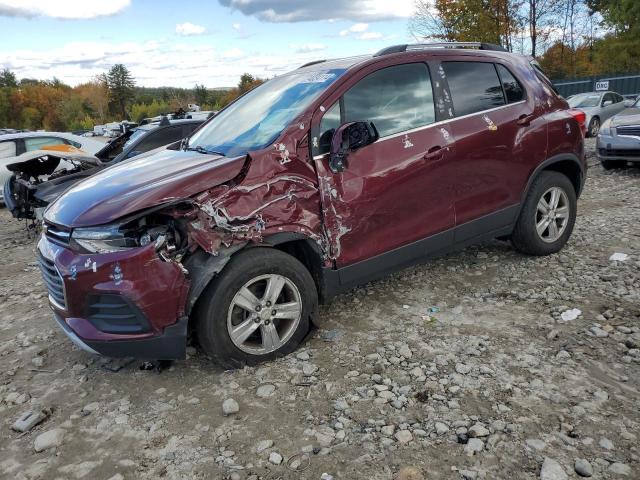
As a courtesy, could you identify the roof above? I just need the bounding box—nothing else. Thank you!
[0,131,91,142]
[135,118,204,131]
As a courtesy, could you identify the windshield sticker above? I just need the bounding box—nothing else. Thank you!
[69,265,78,281]
[84,258,97,272]
[299,72,336,84]
[312,136,319,148]
[482,115,498,131]
[110,263,123,285]
[565,122,571,135]
[403,134,414,149]
[440,128,451,141]
[319,106,326,112]
[438,65,446,79]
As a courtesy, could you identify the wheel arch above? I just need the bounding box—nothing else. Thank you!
[522,154,585,206]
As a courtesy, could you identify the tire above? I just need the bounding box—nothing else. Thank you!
[511,171,577,256]
[587,117,600,137]
[195,248,317,369]
[600,159,623,170]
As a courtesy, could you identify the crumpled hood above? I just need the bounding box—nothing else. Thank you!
[44,148,246,228]
[611,108,640,127]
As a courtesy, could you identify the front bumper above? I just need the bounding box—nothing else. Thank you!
[38,232,190,360]
[596,132,640,162]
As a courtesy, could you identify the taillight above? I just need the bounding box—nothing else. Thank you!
[568,108,586,136]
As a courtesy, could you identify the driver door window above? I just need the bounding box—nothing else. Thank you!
[316,63,435,155]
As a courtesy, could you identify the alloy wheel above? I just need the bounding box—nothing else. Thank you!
[535,186,570,243]
[227,274,302,355]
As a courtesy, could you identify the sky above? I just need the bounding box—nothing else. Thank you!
[0,0,417,88]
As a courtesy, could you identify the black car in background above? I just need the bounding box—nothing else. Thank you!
[3,118,204,219]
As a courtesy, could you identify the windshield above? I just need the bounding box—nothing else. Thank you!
[568,94,601,108]
[187,69,346,157]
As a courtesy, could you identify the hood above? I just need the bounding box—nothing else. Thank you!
[44,148,246,228]
[611,107,640,127]
[7,149,101,176]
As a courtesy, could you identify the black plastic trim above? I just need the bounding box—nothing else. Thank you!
[86,294,151,334]
[84,316,189,360]
[521,153,586,202]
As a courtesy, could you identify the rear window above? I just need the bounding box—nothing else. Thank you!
[496,64,525,103]
[442,62,505,116]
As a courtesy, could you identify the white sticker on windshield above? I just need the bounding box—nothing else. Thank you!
[299,72,336,84]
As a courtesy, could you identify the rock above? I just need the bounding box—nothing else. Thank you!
[460,470,478,480]
[599,437,614,450]
[255,439,273,453]
[468,423,490,438]
[574,459,593,477]
[82,402,100,414]
[455,363,471,375]
[434,422,450,435]
[590,326,609,338]
[320,474,334,480]
[256,384,276,398]
[31,356,44,367]
[608,463,631,476]
[12,409,49,433]
[394,430,413,444]
[464,438,484,456]
[398,344,413,358]
[269,452,283,465]
[540,457,568,480]
[381,425,396,436]
[334,399,349,411]
[302,363,318,375]
[34,428,66,452]
[222,398,239,416]
[395,466,424,480]
[560,309,581,321]
[296,351,310,361]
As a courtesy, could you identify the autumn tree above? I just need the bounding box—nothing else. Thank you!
[106,64,135,119]
[194,84,209,106]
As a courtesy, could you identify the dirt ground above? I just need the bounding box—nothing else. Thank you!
[0,138,638,480]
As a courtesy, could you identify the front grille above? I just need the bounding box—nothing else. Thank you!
[599,148,640,158]
[87,294,150,334]
[617,125,640,137]
[37,252,66,309]
[44,224,71,248]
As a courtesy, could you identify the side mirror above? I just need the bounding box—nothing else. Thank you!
[329,121,378,173]
[603,100,613,107]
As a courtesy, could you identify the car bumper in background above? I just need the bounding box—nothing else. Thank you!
[596,133,640,162]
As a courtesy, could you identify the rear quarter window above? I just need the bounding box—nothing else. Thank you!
[0,140,17,159]
[442,62,505,116]
[496,64,525,103]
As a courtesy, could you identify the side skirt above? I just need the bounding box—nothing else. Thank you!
[321,204,519,300]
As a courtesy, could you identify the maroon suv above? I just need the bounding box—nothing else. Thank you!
[39,42,586,367]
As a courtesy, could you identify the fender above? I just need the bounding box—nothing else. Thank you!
[520,153,586,210]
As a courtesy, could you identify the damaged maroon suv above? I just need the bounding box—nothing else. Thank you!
[39,43,586,367]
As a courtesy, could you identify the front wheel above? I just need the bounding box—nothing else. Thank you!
[511,171,577,256]
[195,248,317,368]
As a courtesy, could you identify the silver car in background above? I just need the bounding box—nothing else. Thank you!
[567,91,626,137]
[596,96,640,169]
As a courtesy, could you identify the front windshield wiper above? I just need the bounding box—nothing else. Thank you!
[184,145,226,156]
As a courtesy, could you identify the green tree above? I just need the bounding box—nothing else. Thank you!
[106,64,135,119]
[194,84,209,106]
[0,68,18,88]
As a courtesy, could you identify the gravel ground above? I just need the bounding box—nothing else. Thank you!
[0,138,638,480]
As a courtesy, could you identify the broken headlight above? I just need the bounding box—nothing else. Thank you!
[71,225,140,254]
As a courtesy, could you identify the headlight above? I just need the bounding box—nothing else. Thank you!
[599,119,612,136]
[71,225,140,253]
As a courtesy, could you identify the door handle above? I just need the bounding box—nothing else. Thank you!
[423,145,444,161]
[517,113,535,126]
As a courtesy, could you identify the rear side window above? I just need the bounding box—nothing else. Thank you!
[135,126,184,152]
[24,137,66,151]
[443,62,505,116]
[343,63,435,138]
[0,140,17,159]
[496,64,525,103]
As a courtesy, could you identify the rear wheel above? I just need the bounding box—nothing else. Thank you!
[588,117,600,137]
[195,248,317,368]
[511,171,577,256]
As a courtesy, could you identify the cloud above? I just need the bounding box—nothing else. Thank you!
[175,22,207,36]
[358,31,383,40]
[218,0,414,22]
[289,43,327,53]
[0,0,130,19]
[232,23,241,31]
[339,22,368,36]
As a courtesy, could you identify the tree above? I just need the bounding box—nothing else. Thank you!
[526,0,563,57]
[106,64,135,119]
[0,68,18,88]
[194,84,209,106]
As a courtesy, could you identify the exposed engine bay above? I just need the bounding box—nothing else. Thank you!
[4,148,102,220]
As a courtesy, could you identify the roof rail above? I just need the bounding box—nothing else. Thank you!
[298,59,327,69]
[373,42,508,57]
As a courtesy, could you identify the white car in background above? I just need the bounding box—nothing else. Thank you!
[0,132,104,204]
[566,91,627,137]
